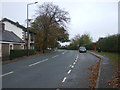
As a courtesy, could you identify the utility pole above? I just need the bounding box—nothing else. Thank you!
[26,2,38,56]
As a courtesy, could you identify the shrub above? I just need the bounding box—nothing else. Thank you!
[10,49,35,59]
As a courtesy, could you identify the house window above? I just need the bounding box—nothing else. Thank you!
[25,32,28,39]
[21,45,24,49]
[9,44,13,50]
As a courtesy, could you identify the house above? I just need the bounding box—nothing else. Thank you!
[0,22,25,60]
[1,18,35,49]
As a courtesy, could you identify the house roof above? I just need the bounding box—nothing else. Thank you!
[2,18,26,30]
[2,18,36,34]
[0,30,25,43]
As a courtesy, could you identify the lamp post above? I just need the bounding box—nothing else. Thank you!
[27,2,38,56]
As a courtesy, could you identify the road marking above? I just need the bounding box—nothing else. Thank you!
[73,62,76,65]
[28,59,48,67]
[62,77,67,83]
[0,71,14,77]
[62,52,65,54]
[71,65,74,68]
[75,59,77,62]
[67,70,71,74]
[52,55,59,58]
[76,54,79,59]
[70,65,74,68]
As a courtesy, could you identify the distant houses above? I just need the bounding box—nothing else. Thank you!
[0,18,36,60]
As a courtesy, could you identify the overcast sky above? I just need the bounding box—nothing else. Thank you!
[0,0,119,42]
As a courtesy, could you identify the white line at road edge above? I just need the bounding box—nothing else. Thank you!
[0,71,14,77]
[62,77,67,83]
[67,70,71,74]
[28,59,48,67]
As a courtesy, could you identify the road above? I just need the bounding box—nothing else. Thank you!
[2,50,99,88]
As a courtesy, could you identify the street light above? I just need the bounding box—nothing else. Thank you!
[27,2,38,56]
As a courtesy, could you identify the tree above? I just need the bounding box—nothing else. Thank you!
[36,2,70,27]
[67,34,92,50]
[31,2,70,53]
[78,34,92,46]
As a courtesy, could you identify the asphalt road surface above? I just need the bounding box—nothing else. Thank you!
[2,50,99,88]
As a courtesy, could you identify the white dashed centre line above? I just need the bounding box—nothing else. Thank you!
[0,71,14,77]
[71,65,74,68]
[75,60,77,62]
[62,54,79,83]
[67,70,71,74]
[62,77,67,83]
[28,59,48,67]
[73,62,76,65]
[76,54,79,59]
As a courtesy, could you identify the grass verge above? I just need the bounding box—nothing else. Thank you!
[90,50,120,68]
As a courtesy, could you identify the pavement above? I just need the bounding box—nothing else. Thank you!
[89,52,118,88]
[2,50,100,88]
[98,56,117,88]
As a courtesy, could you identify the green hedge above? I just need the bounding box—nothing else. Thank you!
[66,44,79,50]
[10,49,35,59]
[97,34,119,52]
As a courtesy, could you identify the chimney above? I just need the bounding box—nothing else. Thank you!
[0,22,5,30]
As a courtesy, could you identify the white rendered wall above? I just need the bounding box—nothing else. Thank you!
[3,21,24,40]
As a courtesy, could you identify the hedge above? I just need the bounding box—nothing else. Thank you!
[10,49,35,59]
[97,34,120,52]
[66,44,79,50]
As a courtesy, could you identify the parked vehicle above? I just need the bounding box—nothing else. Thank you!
[79,46,87,53]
